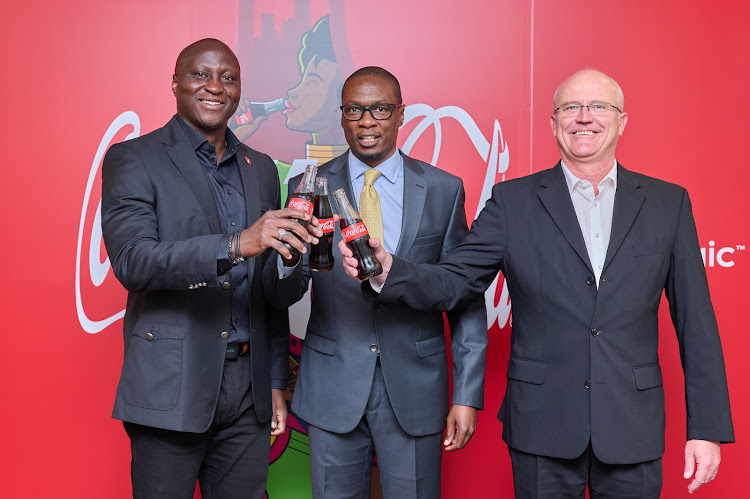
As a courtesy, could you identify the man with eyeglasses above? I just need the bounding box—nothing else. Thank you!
[267,66,487,498]
[340,69,734,497]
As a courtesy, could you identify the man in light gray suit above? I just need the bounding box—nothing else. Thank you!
[267,67,487,498]
[342,69,734,497]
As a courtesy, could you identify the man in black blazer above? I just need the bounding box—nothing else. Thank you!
[341,69,734,497]
[102,39,320,498]
[267,67,487,498]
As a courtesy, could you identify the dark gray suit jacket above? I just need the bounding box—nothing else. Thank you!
[373,163,734,463]
[102,116,288,433]
[268,152,487,436]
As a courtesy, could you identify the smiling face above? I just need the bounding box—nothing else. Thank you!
[340,75,404,167]
[172,40,241,139]
[550,70,627,171]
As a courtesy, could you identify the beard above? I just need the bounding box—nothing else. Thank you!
[356,151,386,163]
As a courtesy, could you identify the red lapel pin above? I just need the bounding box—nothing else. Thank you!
[244,156,251,165]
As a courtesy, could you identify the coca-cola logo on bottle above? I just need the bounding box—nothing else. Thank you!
[319,218,335,233]
[288,197,313,214]
[342,222,368,242]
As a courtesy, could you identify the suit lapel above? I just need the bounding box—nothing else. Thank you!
[537,163,592,271]
[237,144,260,225]
[162,117,222,234]
[236,144,260,283]
[603,164,645,270]
[395,154,426,258]
[325,154,356,210]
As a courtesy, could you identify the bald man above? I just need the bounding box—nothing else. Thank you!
[102,39,320,498]
[342,69,734,497]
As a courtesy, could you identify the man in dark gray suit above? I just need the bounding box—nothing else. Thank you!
[341,69,734,497]
[102,39,320,498]
[268,67,487,498]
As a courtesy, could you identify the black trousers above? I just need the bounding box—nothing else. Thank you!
[124,354,269,499]
[509,443,662,499]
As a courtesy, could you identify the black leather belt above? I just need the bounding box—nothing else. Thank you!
[225,341,249,359]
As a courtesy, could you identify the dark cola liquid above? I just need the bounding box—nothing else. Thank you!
[310,194,334,271]
[284,191,314,257]
[339,219,382,280]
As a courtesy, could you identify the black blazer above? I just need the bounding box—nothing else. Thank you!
[267,152,487,436]
[102,116,288,432]
[375,163,734,463]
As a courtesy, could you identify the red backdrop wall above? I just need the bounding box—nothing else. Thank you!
[2,1,747,497]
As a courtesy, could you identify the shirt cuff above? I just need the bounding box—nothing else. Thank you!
[369,279,384,293]
[217,234,233,275]
[276,254,299,279]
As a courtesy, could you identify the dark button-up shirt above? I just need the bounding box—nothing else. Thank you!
[177,116,250,343]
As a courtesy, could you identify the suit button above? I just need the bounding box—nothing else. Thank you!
[222,281,231,290]
[585,380,591,389]
[369,345,378,353]
[221,331,229,339]
[376,302,383,309]
[586,276,595,285]
[145,332,154,341]
[591,328,600,337]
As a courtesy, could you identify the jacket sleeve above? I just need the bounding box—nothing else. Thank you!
[665,189,734,443]
[374,182,508,311]
[101,142,223,292]
[442,179,488,409]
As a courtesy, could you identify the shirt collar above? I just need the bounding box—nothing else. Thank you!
[175,114,240,160]
[347,149,403,184]
[560,159,618,194]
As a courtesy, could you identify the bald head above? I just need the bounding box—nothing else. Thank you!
[554,69,624,111]
[171,38,241,142]
[175,38,239,76]
[550,68,628,174]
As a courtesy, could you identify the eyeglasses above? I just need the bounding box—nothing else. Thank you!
[554,102,622,117]
[340,103,403,121]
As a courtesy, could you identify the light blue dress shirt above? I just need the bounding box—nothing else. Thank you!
[279,149,405,275]
[347,150,404,254]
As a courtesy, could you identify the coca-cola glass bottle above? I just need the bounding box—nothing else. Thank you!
[331,188,382,280]
[285,164,317,257]
[230,97,286,130]
[310,178,334,271]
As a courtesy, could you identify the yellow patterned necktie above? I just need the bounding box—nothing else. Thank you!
[360,169,384,246]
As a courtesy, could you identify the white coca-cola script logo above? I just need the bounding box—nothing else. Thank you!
[342,222,368,242]
[75,111,140,334]
[288,197,313,214]
[319,218,335,233]
[403,104,512,330]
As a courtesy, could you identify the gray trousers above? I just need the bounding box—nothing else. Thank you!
[308,361,443,499]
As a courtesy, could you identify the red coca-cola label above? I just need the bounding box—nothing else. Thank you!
[342,222,369,242]
[288,197,313,215]
[318,218,335,233]
[235,112,251,126]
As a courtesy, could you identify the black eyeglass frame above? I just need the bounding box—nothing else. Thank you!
[340,103,405,121]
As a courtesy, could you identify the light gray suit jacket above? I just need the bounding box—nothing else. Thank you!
[268,152,487,436]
